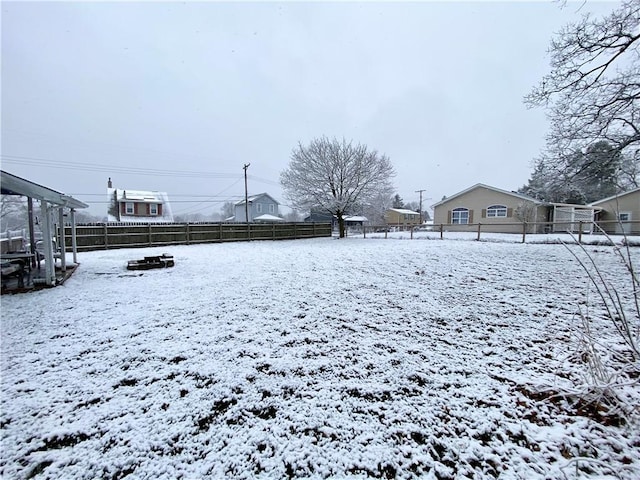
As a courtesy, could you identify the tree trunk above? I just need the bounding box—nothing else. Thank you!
[337,213,346,238]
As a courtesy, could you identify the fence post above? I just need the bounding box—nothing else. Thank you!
[522,222,527,243]
[410,226,414,240]
[148,223,152,246]
[104,223,108,250]
[186,223,190,245]
[476,223,481,241]
[578,221,583,244]
[440,224,444,240]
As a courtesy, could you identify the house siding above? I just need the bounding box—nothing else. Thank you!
[592,189,640,234]
[433,185,541,233]
[235,193,280,222]
[385,210,420,225]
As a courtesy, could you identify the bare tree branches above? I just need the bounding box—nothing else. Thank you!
[526,0,640,174]
[280,137,395,238]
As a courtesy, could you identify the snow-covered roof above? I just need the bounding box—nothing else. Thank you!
[113,189,164,203]
[389,208,420,215]
[344,215,368,222]
[254,214,285,222]
[431,183,541,208]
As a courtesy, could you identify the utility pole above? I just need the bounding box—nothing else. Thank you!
[415,189,426,224]
[243,163,250,223]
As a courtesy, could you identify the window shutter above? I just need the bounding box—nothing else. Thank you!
[469,210,474,223]
[158,204,162,216]
[447,210,451,223]
[481,209,486,218]
[507,207,513,217]
[121,203,126,215]
[146,204,150,215]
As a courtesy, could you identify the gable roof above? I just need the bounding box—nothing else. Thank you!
[589,187,640,206]
[254,214,285,222]
[388,208,420,215]
[1,170,88,209]
[431,183,541,208]
[235,192,280,206]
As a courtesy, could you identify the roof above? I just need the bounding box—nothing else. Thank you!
[110,188,166,203]
[235,192,280,206]
[589,187,640,206]
[344,216,368,222]
[431,183,541,209]
[254,214,285,222]
[1,170,88,209]
[388,208,420,215]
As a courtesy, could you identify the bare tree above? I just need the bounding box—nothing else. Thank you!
[220,201,235,221]
[0,195,27,231]
[281,137,395,238]
[525,0,640,179]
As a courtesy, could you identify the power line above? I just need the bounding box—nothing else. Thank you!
[2,154,281,186]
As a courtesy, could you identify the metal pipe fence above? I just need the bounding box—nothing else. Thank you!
[358,220,640,243]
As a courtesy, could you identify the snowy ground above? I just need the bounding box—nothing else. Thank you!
[1,237,639,479]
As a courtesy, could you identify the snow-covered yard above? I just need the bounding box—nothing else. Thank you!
[1,237,639,479]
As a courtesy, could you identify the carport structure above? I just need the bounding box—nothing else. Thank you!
[1,170,88,287]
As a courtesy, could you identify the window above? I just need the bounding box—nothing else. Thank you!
[257,203,263,213]
[150,204,158,216]
[125,202,134,215]
[452,208,469,224]
[487,205,507,218]
[269,204,275,213]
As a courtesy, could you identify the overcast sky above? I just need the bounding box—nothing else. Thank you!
[1,1,621,218]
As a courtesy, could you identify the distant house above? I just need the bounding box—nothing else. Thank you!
[385,208,421,226]
[234,193,283,222]
[591,187,640,235]
[432,183,599,234]
[107,178,174,223]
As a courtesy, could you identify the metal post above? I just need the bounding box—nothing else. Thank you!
[58,207,67,272]
[476,223,481,241]
[522,222,527,243]
[27,197,36,268]
[70,209,79,264]
[243,163,251,239]
[41,201,55,286]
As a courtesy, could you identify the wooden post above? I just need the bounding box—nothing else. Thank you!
[104,223,108,249]
[522,222,527,243]
[440,224,444,240]
[148,223,152,246]
[410,226,414,239]
[185,223,190,245]
[476,223,481,241]
[578,221,583,244]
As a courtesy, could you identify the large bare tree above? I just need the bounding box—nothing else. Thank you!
[281,137,395,238]
[525,0,640,186]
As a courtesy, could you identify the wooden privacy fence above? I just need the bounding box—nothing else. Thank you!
[360,220,640,243]
[60,222,332,252]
